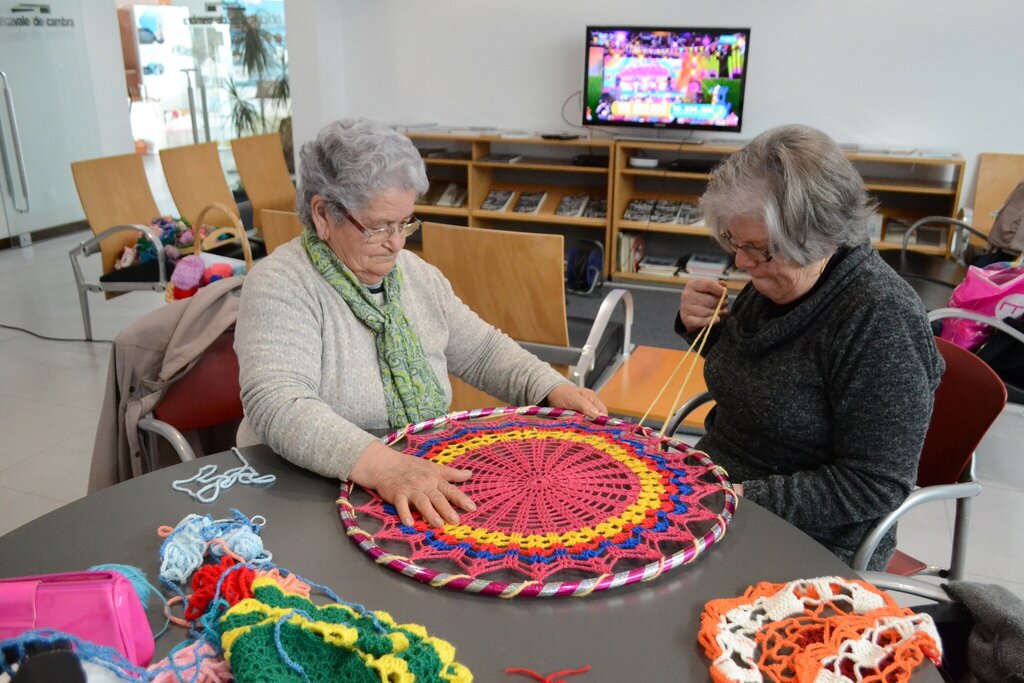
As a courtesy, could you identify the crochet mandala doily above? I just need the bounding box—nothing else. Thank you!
[339,406,735,598]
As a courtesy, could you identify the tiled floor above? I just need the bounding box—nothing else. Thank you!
[1,230,1022,600]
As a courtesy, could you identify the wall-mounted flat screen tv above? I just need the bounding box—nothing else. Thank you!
[583,26,751,132]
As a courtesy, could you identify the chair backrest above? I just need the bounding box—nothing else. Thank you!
[70,153,161,276]
[152,330,242,431]
[974,153,1024,235]
[261,209,304,254]
[421,222,569,346]
[159,143,239,228]
[917,337,1008,487]
[230,134,296,230]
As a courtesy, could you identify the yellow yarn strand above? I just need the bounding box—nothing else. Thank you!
[659,288,728,438]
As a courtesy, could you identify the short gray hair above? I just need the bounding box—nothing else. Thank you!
[699,124,877,265]
[296,118,428,228]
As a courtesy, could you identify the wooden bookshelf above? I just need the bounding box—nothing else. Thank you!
[610,140,966,289]
[408,132,615,274]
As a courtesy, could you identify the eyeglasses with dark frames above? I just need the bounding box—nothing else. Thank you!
[720,230,774,263]
[334,202,422,244]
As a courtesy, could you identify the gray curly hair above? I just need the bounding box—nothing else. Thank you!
[296,118,428,228]
[699,124,877,266]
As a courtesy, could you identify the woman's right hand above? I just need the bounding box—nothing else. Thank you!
[347,440,476,528]
[679,278,730,333]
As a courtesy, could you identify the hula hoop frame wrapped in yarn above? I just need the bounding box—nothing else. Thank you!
[339,406,735,598]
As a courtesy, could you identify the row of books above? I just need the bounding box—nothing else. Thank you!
[476,190,608,218]
[421,182,469,208]
[867,213,948,247]
[622,199,704,226]
[636,253,731,278]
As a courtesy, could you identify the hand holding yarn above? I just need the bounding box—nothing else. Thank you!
[348,440,476,528]
[680,278,730,333]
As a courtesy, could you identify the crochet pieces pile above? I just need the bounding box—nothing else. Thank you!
[341,407,734,597]
[698,576,942,683]
[221,578,471,683]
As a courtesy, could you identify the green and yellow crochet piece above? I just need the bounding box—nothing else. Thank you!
[219,578,472,683]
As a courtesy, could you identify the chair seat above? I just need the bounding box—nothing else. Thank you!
[885,549,930,576]
[567,315,625,389]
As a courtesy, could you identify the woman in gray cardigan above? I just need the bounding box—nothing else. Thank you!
[235,119,605,530]
[677,125,944,570]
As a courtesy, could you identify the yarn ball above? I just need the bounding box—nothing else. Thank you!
[203,263,234,285]
[232,264,247,277]
[178,229,195,246]
[164,245,181,262]
[171,255,205,290]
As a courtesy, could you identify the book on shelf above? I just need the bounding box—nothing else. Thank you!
[582,197,607,219]
[554,192,590,217]
[675,202,703,226]
[725,266,751,282]
[684,252,730,277]
[616,232,646,273]
[480,189,515,212]
[480,153,523,164]
[637,254,679,276]
[866,212,884,241]
[883,218,912,244]
[426,150,471,160]
[419,181,447,206]
[417,147,447,158]
[650,199,683,224]
[434,183,468,208]
[622,198,656,222]
[512,191,547,214]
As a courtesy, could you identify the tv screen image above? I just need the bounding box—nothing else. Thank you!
[583,26,751,132]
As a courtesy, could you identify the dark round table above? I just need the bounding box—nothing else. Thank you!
[0,446,943,681]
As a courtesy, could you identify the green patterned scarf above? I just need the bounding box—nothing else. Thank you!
[302,227,447,427]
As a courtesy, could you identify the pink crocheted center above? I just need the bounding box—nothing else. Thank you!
[351,412,729,583]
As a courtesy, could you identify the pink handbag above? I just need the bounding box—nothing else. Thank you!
[0,570,154,666]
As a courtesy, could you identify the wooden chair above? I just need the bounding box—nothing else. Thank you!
[230,133,296,231]
[422,222,633,409]
[853,337,1008,580]
[159,142,241,229]
[261,209,304,254]
[69,153,172,340]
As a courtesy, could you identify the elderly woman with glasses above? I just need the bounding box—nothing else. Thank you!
[235,118,605,528]
[675,124,944,570]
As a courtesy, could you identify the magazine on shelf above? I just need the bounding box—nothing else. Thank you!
[866,212,884,241]
[435,183,468,208]
[684,252,730,277]
[582,197,607,219]
[480,153,523,164]
[637,254,679,276]
[650,199,683,224]
[480,189,515,212]
[512,191,547,214]
[675,202,703,225]
[622,198,656,222]
[554,192,590,217]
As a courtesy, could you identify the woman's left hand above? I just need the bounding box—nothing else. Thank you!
[546,383,608,417]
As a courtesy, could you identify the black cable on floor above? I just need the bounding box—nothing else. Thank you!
[0,322,112,344]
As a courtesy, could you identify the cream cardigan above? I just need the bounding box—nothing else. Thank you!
[235,240,567,479]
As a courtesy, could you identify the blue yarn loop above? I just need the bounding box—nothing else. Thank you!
[171,448,276,504]
[273,609,312,682]
[158,508,272,598]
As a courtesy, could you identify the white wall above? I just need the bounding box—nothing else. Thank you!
[288,0,1024,208]
[84,0,133,156]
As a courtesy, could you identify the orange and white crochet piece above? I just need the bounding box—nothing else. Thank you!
[698,576,943,683]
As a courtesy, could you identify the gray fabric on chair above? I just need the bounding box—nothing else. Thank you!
[946,581,1024,682]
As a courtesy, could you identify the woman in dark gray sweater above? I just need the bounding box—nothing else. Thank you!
[677,125,945,570]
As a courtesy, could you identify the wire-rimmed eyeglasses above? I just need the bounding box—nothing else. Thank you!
[720,230,774,263]
[336,202,422,244]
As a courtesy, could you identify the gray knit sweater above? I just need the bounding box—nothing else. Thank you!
[694,244,944,570]
[234,240,568,480]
